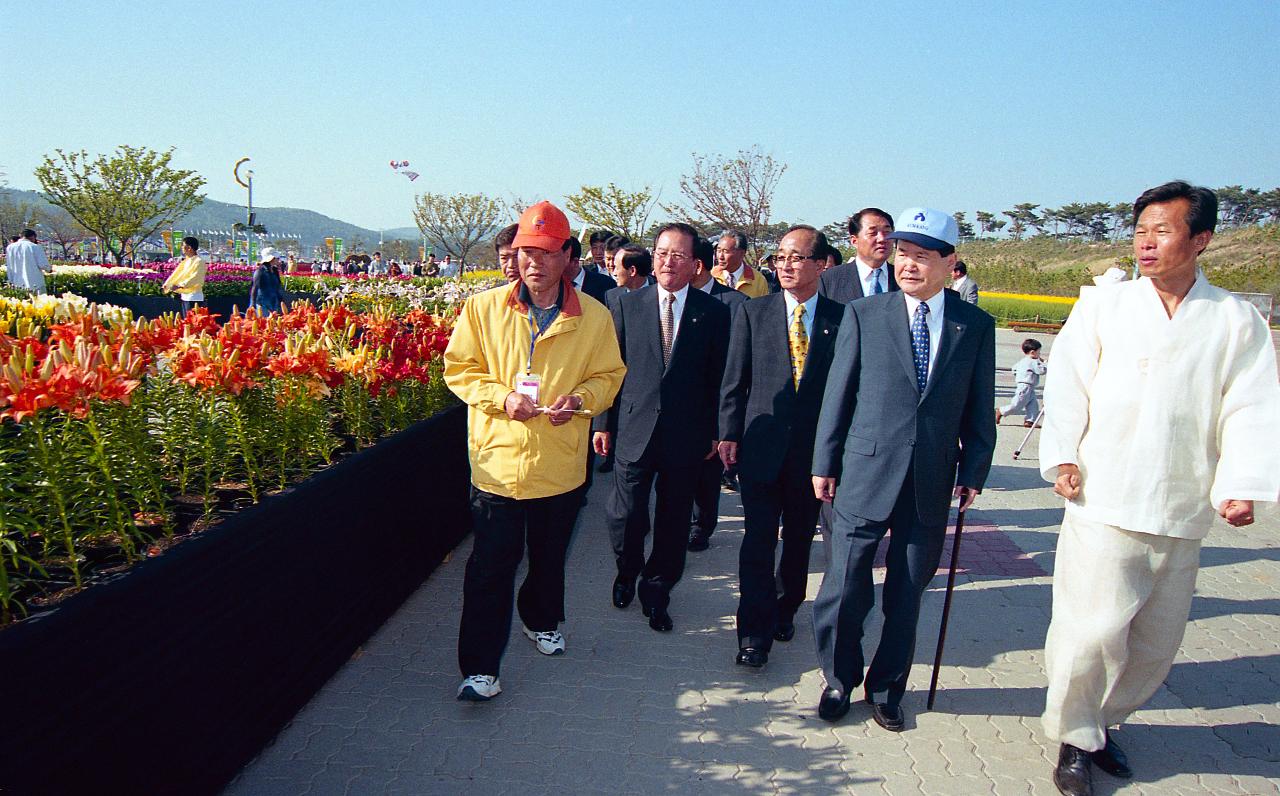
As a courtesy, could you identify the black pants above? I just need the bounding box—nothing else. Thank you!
[690,454,723,536]
[607,456,699,613]
[737,469,821,651]
[457,487,581,677]
[812,473,946,706]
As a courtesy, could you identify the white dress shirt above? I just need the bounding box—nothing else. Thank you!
[656,283,690,343]
[856,257,890,296]
[903,289,946,380]
[571,267,585,289]
[727,265,745,288]
[696,278,714,293]
[782,290,817,340]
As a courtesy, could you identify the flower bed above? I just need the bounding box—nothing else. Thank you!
[977,291,1077,325]
[0,296,457,624]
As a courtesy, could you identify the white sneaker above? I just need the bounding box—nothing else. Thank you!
[523,625,566,656]
[456,674,501,701]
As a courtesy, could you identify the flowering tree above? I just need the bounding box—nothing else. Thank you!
[34,146,206,265]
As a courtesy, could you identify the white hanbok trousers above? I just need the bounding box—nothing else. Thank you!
[1041,513,1201,752]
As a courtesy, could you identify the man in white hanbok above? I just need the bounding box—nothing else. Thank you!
[1038,181,1280,796]
[4,229,53,293]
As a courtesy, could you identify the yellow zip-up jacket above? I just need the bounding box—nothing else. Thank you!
[444,278,625,500]
[162,256,207,297]
[714,264,770,298]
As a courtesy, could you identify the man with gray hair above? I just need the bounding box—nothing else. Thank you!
[713,231,770,298]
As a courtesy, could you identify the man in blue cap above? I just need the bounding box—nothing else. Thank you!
[810,207,996,731]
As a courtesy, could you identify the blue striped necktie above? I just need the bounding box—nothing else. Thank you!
[911,302,930,393]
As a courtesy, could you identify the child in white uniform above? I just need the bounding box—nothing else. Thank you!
[997,338,1046,427]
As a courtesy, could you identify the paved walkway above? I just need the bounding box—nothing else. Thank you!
[228,331,1280,795]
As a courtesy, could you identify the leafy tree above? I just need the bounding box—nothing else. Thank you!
[975,211,996,238]
[34,146,206,264]
[1110,202,1134,242]
[953,211,975,241]
[565,183,658,240]
[1002,203,1040,240]
[412,192,505,269]
[0,194,37,244]
[667,145,787,260]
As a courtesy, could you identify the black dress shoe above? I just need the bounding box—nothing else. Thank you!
[1053,744,1093,796]
[735,647,768,668]
[870,701,905,732]
[721,472,739,492]
[773,620,796,642]
[612,575,635,609]
[648,608,673,632]
[817,686,850,722]
[1090,732,1132,779]
[687,531,710,552]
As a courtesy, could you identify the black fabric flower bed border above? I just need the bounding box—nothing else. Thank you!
[0,404,469,795]
[75,291,325,320]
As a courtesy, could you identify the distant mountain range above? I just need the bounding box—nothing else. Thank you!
[2,188,418,249]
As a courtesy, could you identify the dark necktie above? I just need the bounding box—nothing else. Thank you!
[911,301,930,394]
[661,293,675,367]
[872,269,884,295]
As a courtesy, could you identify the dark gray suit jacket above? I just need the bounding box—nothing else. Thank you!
[812,290,996,526]
[719,293,844,484]
[597,284,730,466]
[707,279,749,309]
[579,268,615,306]
[818,262,898,305]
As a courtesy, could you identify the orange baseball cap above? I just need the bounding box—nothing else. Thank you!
[512,200,572,251]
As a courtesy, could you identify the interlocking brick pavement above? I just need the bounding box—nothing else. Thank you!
[226,330,1280,795]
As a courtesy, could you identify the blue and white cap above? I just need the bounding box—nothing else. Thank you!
[888,207,959,251]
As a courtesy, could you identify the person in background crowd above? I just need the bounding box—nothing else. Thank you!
[951,260,979,303]
[286,253,299,274]
[719,225,844,668]
[494,223,521,282]
[162,236,207,315]
[687,237,747,551]
[424,253,441,277]
[605,244,652,298]
[713,230,770,298]
[443,200,625,702]
[564,235,614,306]
[250,247,286,315]
[811,206,995,732]
[822,242,843,273]
[389,260,403,277]
[441,254,458,278]
[819,207,898,304]
[604,235,631,274]
[587,230,616,274]
[368,251,385,276]
[594,222,730,634]
[1038,181,1280,796]
[4,229,53,294]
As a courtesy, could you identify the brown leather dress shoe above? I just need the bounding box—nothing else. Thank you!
[1053,744,1093,796]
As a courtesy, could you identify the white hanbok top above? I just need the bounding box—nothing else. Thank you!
[1040,273,1280,539]
[4,239,52,292]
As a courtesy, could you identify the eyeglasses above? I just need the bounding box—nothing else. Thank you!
[653,249,692,263]
[775,253,820,265]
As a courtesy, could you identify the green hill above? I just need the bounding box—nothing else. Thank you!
[957,225,1280,299]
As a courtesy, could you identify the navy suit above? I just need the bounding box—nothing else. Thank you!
[599,285,730,611]
[818,261,898,306]
[690,281,749,541]
[578,268,615,307]
[811,290,995,705]
[719,292,843,651]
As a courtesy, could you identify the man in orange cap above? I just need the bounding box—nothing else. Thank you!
[444,200,626,701]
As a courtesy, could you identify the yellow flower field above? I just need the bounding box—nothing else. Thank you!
[980,291,1077,305]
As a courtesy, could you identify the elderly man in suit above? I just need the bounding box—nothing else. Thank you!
[818,207,898,305]
[688,237,748,552]
[950,261,979,304]
[593,222,730,632]
[718,225,845,668]
[811,207,995,730]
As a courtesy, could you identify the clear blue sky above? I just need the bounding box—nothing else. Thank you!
[5,0,1278,232]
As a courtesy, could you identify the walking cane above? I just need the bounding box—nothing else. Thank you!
[1012,407,1045,460]
[927,505,966,711]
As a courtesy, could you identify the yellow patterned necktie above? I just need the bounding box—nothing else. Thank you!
[789,303,808,388]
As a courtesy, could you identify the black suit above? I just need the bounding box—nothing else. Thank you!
[599,284,730,612]
[720,293,843,651]
[811,290,995,706]
[691,281,749,539]
[817,261,898,306]
[578,268,615,307]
